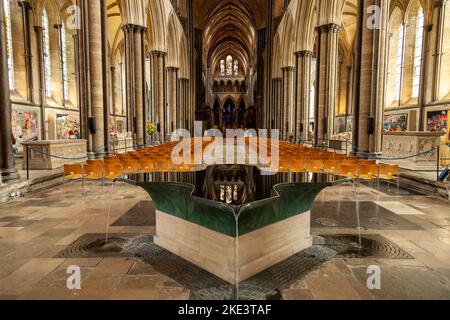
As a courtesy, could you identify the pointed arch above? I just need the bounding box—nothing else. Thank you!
[280,10,295,68]
[166,11,180,68]
[295,0,317,52]
[272,32,282,78]
[147,0,167,52]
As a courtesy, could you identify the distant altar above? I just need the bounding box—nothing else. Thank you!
[110,131,134,154]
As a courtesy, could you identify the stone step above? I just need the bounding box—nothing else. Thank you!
[0,171,63,204]
[398,172,448,200]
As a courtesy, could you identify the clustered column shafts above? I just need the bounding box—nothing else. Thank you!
[77,0,107,158]
[352,0,388,155]
[123,24,146,147]
[34,25,47,140]
[18,0,34,102]
[295,51,313,142]
[179,78,190,130]
[0,0,19,180]
[167,67,179,133]
[264,0,275,130]
[314,23,340,146]
[272,78,282,131]
[281,66,295,139]
[432,0,447,101]
[149,51,167,141]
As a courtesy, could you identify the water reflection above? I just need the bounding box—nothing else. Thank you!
[128,165,343,205]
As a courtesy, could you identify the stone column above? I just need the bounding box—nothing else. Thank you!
[282,66,295,140]
[78,0,107,158]
[314,23,340,146]
[180,78,190,130]
[167,67,179,133]
[101,0,110,153]
[123,24,146,147]
[272,77,282,131]
[352,0,389,155]
[34,26,47,140]
[150,51,166,141]
[295,51,313,142]
[0,0,19,180]
[432,0,447,101]
[419,24,432,129]
[18,0,33,102]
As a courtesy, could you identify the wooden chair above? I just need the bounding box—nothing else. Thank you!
[374,164,400,192]
[103,164,123,180]
[358,165,376,187]
[154,160,174,172]
[305,160,324,173]
[82,164,105,192]
[290,160,307,173]
[324,160,342,176]
[103,157,122,165]
[63,164,85,196]
[121,159,141,174]
[63,164,84,181]
[87,159,103,165]
[139,160,156,173]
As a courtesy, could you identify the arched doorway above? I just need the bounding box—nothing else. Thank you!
[223,98,236,129]
[213,98,221,126]
[238,99,246,128]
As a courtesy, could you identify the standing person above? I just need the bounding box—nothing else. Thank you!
[11,131,17,166]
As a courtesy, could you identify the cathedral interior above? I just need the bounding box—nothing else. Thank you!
[0,0,449,301]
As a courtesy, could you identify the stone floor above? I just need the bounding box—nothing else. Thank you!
[0,180,449,300]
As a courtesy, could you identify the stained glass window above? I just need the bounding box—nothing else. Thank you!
[61,23,69,100]
[394,23,405,102]
[226,55,233,76]
[412,8,424,98]
[220,60,225,76]
[42,9,52,97]
[310,85,315,119]
[234,60,239,76]
[3,0,14,90]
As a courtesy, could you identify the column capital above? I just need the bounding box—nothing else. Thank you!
[18,0,32,9]
[282,66,295,72]
[295,50,313,57]
[167,66,180,72]
[122,24,147,33]
[150,50,167,58]
[53,23,63,30]
[315,23,341,33]
[436,0,447,8]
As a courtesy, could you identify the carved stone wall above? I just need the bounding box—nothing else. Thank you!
[382,132,444,170]
[21,140,87,170]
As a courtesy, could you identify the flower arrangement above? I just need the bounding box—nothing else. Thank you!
[146,123,157,136]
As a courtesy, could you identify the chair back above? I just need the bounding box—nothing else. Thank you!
[64,164,83,175]
[83,164,104,177]
[103,164,123,179]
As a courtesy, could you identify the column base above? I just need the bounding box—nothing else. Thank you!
[356,151,382,159]
[87,152,106,160]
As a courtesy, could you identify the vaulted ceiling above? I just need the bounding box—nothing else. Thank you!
[199,0,267,77]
